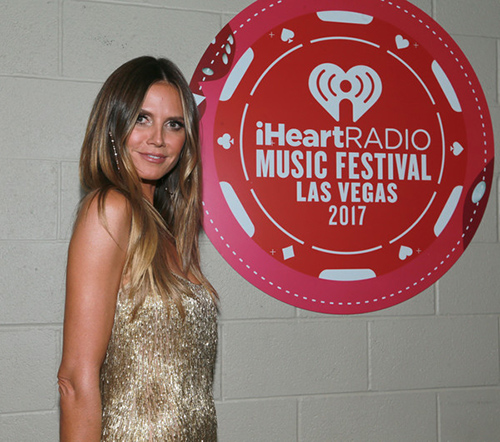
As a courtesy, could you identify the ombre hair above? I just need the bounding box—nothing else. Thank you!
[79,56,215,315]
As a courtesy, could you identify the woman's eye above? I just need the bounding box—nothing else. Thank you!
[167,120,185,130]
[136,114,150,125]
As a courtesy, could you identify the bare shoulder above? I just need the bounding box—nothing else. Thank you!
[75,189,131,250]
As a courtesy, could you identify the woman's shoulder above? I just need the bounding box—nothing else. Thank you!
[74,189,132,245]
[80,188,131,218]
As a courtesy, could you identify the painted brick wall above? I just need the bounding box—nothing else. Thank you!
[0,0,498,440]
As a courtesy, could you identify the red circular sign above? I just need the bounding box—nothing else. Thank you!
[190,0,494,314]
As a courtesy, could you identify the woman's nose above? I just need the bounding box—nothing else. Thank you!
[149,124,165,147]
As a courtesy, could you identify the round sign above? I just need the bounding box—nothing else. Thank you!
[190,0,494,314]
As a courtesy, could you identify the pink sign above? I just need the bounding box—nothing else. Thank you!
[190,0,494,314]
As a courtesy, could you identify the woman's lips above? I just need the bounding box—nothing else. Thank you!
[139,152,167,163]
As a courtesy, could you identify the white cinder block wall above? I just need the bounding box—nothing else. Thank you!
[0,0,498,440]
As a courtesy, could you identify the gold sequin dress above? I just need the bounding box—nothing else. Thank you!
[100,277,218,441]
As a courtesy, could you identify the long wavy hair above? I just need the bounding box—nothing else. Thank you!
[79,56,216,315]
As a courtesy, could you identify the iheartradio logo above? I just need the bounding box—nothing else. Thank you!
[309,64,382,122]
[193,0,494,314]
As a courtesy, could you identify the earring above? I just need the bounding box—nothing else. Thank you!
[109,131,120,171]
[165,187,174,198]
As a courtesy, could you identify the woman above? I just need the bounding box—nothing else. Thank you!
[57,56,218,441]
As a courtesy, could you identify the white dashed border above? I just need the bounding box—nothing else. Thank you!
[200,0,492,310]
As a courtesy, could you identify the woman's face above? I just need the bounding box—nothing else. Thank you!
[126,81,186,200]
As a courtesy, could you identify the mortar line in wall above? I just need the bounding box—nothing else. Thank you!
[56,161,62,239]
[295,397,300,442]
[1,156,78,162]
[0,73,103,84]
[0,239,69,244]
[218,318,379,325]
[0,323,63,330]
[2,155,78,164]
[436,392,441,442]
[435,280,441,315]
[497,317,500,383]
[367,321,372,391]
[213,384,500,403]
[497,39,500,105]
[72,0,229,16]
[58,0,63,76]
[0,409,59,418]
[1,158,79,168]
[55,328,64,386]
[433,280,439,315]
[218,322,224,402]
[217,312,500,325]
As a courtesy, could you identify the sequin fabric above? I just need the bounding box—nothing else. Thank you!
[100,277,218,441]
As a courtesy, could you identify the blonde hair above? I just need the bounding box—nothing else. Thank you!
[79,56,216,315]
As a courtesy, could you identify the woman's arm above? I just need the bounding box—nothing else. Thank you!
[58,191,130,442]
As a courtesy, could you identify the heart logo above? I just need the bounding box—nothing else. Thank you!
[398,246,413,261]
[309,64,382,122]
[451,141,464,156]
[281,28,294,43]
[395,35,410,49]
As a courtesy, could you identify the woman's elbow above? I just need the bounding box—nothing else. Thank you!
[57,374,77,400]
[57,365,100,403]
[58,367,102,441]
